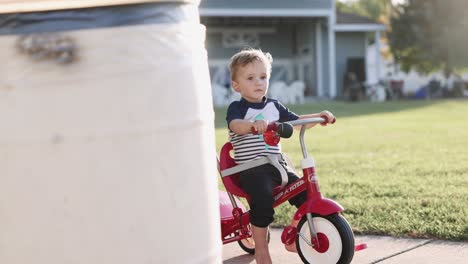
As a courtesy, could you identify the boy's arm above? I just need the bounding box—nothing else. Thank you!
[229,110,334,134]
[229,119,268,135]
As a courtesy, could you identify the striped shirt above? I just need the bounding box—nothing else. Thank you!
[226,97,299,164]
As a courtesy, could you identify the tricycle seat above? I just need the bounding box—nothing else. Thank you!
[219,143,283,201]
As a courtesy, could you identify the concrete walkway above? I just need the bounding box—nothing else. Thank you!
[222,228,467,264]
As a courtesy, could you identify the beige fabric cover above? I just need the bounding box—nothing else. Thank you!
[0,7,220,264]
[0,0,197,14]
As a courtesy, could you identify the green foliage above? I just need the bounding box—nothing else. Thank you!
[337,0,392,24]
[215,100,468,240]
[389,0,468,74]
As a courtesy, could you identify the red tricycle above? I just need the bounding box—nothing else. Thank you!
[218,117,366,263]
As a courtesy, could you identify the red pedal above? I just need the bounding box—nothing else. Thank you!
[355,243,367,251]
[281,226,298,245]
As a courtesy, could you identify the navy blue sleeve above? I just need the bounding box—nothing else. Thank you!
[226,101,243,129]
[275,101,299,122]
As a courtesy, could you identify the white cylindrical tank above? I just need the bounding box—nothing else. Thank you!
[0,1,221,263]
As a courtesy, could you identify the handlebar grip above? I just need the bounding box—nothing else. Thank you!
[278,122,293,138]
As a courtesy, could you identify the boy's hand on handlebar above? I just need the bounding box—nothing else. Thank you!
[319,110,336,126]
[297,111,336,129]
[252,120,269,134]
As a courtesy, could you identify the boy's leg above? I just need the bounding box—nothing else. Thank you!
[240,165,275,228]
[284,171,306,253]
[278,155,307,208]
[285,171,307,208]
[239,165,276,262]
[251,225,272,264]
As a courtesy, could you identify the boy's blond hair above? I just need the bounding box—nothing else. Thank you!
[228,48,273,81]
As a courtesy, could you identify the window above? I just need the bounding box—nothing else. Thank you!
[222,32,260,48]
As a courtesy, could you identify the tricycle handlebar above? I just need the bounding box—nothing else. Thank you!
[250,116,336,153]
[286,116,336,127]
[287,117,325,127]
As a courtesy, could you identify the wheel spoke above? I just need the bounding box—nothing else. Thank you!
[298,232,313,247]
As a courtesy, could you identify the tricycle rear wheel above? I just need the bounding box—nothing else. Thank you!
[237,226,271,254]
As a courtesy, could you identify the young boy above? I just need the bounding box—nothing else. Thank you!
[226,48,335,264]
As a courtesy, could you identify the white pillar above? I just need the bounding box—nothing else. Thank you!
[0,3,221,264]
[315,20,324,97]
[375,30,382,82]
[364,33,370,84]
[328,4,337,98]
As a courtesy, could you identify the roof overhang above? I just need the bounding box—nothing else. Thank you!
[199,8,331,17]
[0,0,193,14]
[334,24,386,32]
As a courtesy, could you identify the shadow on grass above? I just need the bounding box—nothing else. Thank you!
[214,99,443,128]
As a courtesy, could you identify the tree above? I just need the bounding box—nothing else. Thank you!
[337,0,392,25]
[337,0,393,59]
[389,0,468,74]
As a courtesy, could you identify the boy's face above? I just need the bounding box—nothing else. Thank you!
[232,60,269,103]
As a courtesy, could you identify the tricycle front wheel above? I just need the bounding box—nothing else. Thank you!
[296,213,354,264]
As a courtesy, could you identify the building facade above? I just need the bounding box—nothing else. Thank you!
[199,0,385,103]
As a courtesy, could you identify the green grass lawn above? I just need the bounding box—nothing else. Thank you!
[215,99,468,241]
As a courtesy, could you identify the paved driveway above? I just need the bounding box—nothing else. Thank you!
[222,228,468,264]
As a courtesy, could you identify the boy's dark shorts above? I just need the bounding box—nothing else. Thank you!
[239,157,307,228]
